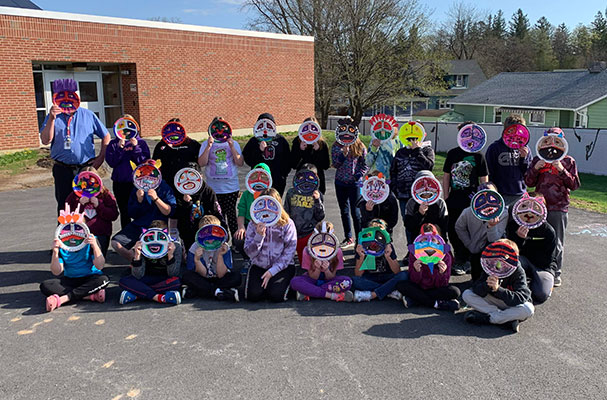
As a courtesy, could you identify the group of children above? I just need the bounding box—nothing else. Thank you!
[42,112,580,333]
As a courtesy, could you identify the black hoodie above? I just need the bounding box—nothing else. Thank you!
[472,264,532,307]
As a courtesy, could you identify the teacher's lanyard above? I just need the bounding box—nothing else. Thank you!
[64,114,74,149]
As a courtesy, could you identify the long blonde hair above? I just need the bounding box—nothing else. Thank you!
[348,138,365,158]
[261,188,290,227]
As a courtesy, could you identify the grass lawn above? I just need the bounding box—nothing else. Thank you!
[570,173,607,214]
[0,149,46,175]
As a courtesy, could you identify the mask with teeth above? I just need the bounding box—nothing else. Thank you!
[412,233,446,273]
[140,228,169,259]
[536,132,568,162]
[113,116,139,140]
[254,118,277,142]
[457,123,487,153]
[298,121,322,145]
[335,122,359,146]
[512,193,547,229]
[52,79,80,113]
[161,121,187,146]
[133,161,162,191]
[72,171,102,198]
[398,121,426,148]
[196,224,228,251]
[293,169,319,195]
[411,175,441,205]
[502,124,530,149]
[307,231,338,260]
[55,204,90,252]
[209,118,232,143]
[174,167,203,195]
[361,175,389,204]
[245,168,272,194]
[471,189,505,221]
[369,113,398,142]
[250,195,281,227]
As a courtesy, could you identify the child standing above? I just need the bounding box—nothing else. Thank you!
[356,171,399,236]
[290,117,331,195]
[404,170,449,242]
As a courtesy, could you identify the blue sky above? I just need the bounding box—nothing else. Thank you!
[32,0,607,31]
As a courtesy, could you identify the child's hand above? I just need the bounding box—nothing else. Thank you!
[261,270,272,289]
[167,242,176,258]
[413,259,422,272]
[535,160,546,170]
[119,138,126,148]
[136,189,145,203]
[356,244,365,257]
[79,196,89,205]
[183,194,192,202]
[519,146,530,158]
[553,160,564,172]
[194,247,203,259]
[85,235,96,246]
[371,138,381,150]
[486,275,500,291]
[218,243,229,255]
[419,203,428,215]
[129,137,138,147]
[53,238,62,250]
[517,225,529,239]
[256,223,266,237]
[408,138,420,149]
[313,259,322,271]
[487,217,500,227]
[384,244,392,259]
[147,189,158,201]
[365,200,375,211]
[320,260,330,272]
[300,141,307,151]
[90,197,99,207]
[259,141,267,152]
[312,190,320,200]
[208,135,214,147]
[312,142,320,151]
[133,241,142,260]
[437,260,447,274]
[235,227,246,241]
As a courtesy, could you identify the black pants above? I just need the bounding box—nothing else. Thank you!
[216,191,239,236]
[446,203,469,265]
[245,264,295,302]
[97,235,110,257]
[113,181,134,230]
[470,252,482,282]
[396,280,460,308]
[40,274,109,301]
[52,163,82,215]
[182,270,242,298]
[232,237,249,260]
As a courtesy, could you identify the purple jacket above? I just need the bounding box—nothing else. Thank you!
[244,218,297,276]
[105,138,151,183]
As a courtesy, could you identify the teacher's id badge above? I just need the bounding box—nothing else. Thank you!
[64,138,71,150]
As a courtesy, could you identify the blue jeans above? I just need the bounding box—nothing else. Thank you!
[398,199,414,244]
[335,183,362,239]
[352,271,409,300]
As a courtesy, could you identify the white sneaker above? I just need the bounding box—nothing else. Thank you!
[387,290,402,301]
[354,290,372,302]
[296,291,309,301]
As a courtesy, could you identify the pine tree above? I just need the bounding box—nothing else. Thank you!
[532,17,557,70]
[552,23,575,68]
[509,9,530,39]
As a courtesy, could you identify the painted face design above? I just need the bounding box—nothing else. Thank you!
[502,124,530,149]
[398,121,426,148]
[481,244,518,278]
[113,116,139,140]
[72,171,102,198]
[471,189,504,221]
[245,168,272,194]
[254,118,277,142]
[250,195,281,227]
[293,169,319,195]
[450,160,473,189]
[457,123,486,153]
[536,133,568,162]
[358,227,391,257]
[174,167,203,195]
[411,176,441,205]
[335,123,359,146]
[413,233,446,267]
[161,122,186,146]
[298,121,322,144]
[55,222,89,252]
[369,113,398,142]
[133,163,162,191]
[361,176,389,204]
[52,91,80,113]
[196,224,228,251]
[307,232,338,260]
[140,228,170,259]
[512,194,547,229]
[209,119,232,143]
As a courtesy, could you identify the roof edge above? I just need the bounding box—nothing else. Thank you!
[447,101,575,111]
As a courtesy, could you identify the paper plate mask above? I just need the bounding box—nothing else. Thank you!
[361,175,389,204]
[161,121,187,146]
[457,123,487,153]
[55,204,90,252]
[398,121,426,148]
[52,79,80,113]
[412,233,446,274]
[72,171,102,198]
[369,113,398,142]
[335,122,359,146]
[140,228,170,259]
[481,242,518,278]
[307,227,338,261]
[293,169,319,196]
[254,118,277,142]
[298,120,322,145]
[536,132,568,162]
[250,195,282,227]
[174,167,203,195]
[411,175,441,205]
[502,124,530,150]
[196,224,228,251]
[357,226,391,271]
[209,118,232,143]
[512,193,547,229]
[113,116,139,140]
[133,161,162,191]
[471,189,505,221]
[245,168,272,194]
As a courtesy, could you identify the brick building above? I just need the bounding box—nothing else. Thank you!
[0,6,314,150]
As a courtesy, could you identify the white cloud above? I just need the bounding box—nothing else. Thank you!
[182,8,212,15]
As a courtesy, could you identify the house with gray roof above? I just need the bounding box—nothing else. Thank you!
[448,65,607,128]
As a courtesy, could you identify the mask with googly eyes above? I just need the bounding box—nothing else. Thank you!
[335,122,359,146]
[140,228,170,259]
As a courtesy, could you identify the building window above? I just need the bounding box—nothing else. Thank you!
[494,110,502,124]
[102,71,123,127]
[575,109,588,128]
[454,75,468,88]
[33,70,46,129]
[438,99,453,109]
[529,111,545,125]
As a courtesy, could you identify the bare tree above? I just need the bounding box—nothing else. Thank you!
[436,1,484,60]
[148,17,183,23]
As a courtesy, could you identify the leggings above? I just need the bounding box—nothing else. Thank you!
[113,181,134,230]
[396,280,460,308]
[182,270,242,298]
[290,274,352,298]
[335,183,361,240]
[40,274,109,301]
[245,264,295,302]
[216,191,240,236]
[119,275,181,300]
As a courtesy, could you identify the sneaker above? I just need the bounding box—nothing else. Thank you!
[553,276,562,287]
[296,291,310,301]
[164,291,181,305]
[241,258,251,275]
[402,296,409,309]
[342,290,354,302]
[354,290,372,302]
[435,299,460,312]
[387,290,402,301]
[216,288,240,302]
[451,263,466,276]
[511,320,520,333]
[463,261,472,274]
[119,290,137,305]
[464,310,491,325]
[181,285,192,299]
[340,238,355,249]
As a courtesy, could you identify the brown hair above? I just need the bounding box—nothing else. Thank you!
[261,188,290,227]
[503,114,526,127]
[149,220,168,229]
[302,116,326,147]
[496,238,519,254]
[421,223,442,236]
[457,120,476,130]
[528,191,545,200]
[368,218,387,230]
[199,215,221,228]
[311,220,339,271]
[348,138,365,158]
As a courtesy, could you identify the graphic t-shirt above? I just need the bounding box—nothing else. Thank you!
[443,147,488,210]
[199,140,242,194]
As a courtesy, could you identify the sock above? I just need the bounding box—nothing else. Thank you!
[159,294,166,303]
[433,300,439,309]
[330,292,340,300]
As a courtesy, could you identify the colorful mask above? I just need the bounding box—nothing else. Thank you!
[369,113,398,142]
[72,171,102,198]
[361,175,389,204]
[335,122,359,146]
[52,79,80,113]
[536,131,568,162]
[411,175,441,205]
[250,195,282,227]
[196,224,228,251]
[132,161,162,191]
[254,118,277,142]
[298,121,322,145]
[245,168,272,194]
[113,116,139,140]
[293,169,319,195]
[55,204,90,252]
[307,223,338,260]
[161,121,187,146]
[481,241,519,278]
[502,124,530,149]
[173,167,203,195]
[209,118,232,143]
[412,233,446,274]
[457,123,486,153]
[140,228,170,259]
[357,226,391,271]
[512,193,547,229]
[398,121,426,148]
[471,189,505,221]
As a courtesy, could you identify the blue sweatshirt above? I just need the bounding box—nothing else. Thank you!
[485,139,531,196]
[127,180,176,227]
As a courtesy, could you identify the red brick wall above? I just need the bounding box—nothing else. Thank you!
[0,14,314,150]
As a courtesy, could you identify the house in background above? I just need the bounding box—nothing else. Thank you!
[412,109,464,123]
[449,65,607,128]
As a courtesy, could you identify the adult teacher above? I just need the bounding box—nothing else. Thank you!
[40,79,110,214]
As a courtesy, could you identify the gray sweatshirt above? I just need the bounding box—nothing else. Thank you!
[455,207,508,254]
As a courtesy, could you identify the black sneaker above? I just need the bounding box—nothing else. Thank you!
[451,263,466,276]
[511,320,520,333]
[216,288,240,302]
[464,310,491,325]
[435,299,460,312]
